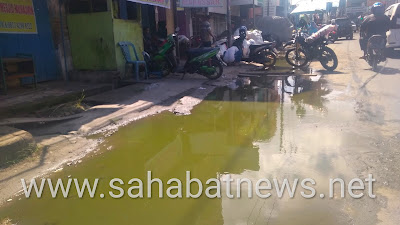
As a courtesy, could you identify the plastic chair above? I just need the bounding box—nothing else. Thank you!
[142,52,163,78]
[118,42,148,80]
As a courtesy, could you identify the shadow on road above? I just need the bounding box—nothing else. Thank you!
[379,67,400,75]
[0,146,49,184]
[363,66,400,75]
[317,70,346,75]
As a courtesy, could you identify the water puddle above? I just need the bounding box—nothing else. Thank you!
[0,75,364,225]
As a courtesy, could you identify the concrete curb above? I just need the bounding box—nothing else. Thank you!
[0,126,37,168]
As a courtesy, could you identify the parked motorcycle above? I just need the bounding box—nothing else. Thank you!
[143,29,178,77]
[364,34,386,71]
[232,38,278,67]
[212,38,228,63]
[247,42,277,67]
[328,30,338,43]
[285,30,338,71]
[182,47,224,80]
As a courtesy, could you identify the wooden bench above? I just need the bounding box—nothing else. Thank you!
[1,55,37,95]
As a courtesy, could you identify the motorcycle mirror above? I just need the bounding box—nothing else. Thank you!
[175,27,180,32]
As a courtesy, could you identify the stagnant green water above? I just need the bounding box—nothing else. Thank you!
[0,76,354,225]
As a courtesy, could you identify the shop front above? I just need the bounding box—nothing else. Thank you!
[67,0,172,79]
[0,0,59,87]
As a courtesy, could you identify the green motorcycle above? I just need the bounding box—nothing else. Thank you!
[143,31,178,77]
[182,47,224,80]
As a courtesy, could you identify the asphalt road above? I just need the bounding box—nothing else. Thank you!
[221,38,400,225]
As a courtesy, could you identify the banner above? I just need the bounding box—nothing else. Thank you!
[0,0,37,34]
[128,0,170,9]
[346,6,367,14]
[231,0,260,6]
[180,0,224,8]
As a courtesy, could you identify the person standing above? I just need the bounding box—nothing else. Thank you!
[200,15,215,47]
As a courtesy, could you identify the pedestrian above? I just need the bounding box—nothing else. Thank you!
[200,15,215,47]
[298,14,309,30]
[143,27,154,54]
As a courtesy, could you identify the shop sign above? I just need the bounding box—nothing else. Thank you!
[0,0,37,34]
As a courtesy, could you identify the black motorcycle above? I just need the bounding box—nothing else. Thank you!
[233,38,278,67]
[285,31,338,71]
[364,34,386,71]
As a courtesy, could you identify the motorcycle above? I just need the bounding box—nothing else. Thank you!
[143,29,178,77]
[232,38,278,67]
[364,34,386,71]
[285,30,338,71]
[212,38,229,63]
[328,30,338,43]
[182,47,224,80]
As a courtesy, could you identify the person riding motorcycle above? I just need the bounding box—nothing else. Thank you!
[359,2,390,58]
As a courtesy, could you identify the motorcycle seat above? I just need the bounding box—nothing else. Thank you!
[249,43,274,51]
[186,47,219,59]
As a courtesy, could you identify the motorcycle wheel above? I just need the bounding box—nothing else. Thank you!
[372,56,379,72]
[161,54,177,77]
[204,60,223,80]
[285,48,308,68]
[160,62,171,77]
[262,51,277,67]
[319,47,338,71]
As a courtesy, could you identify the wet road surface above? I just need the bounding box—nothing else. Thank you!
[0,39,400,225]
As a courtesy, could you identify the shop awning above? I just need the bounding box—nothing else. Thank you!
[290,0,330,14]
[179,0,224,8]
[290,0,327,14]
[127,0,170,9]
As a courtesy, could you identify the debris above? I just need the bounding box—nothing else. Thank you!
[54,168,63,173]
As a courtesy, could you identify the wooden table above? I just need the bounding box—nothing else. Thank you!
[1,55,37,95]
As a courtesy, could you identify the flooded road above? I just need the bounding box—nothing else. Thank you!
[1,39,400,225]
[0,74,376,225]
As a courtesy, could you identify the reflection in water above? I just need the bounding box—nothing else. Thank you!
[285,76,332,118]
[0,76,350,225]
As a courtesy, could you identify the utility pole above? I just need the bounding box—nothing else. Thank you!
[172,0,180,60]
[253,0,256,29]
[227,0,232,47]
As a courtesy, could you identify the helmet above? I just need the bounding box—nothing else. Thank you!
[372,2,385,15]
[239,26,247,38]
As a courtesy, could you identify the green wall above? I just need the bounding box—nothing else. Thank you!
[67,12,117,70]
[113,19,144,75]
